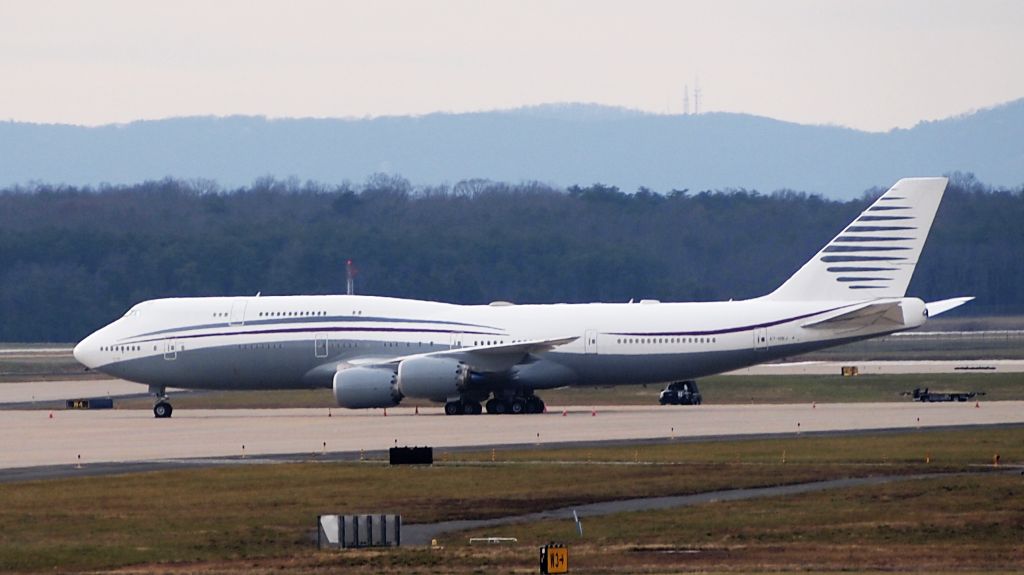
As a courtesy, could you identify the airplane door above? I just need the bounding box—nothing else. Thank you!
[229,299,247,326]
[163,338,177,360]
[315,334,328,358]
[754,327,768,350]
[450,333,463,349]
[584,329,598,354]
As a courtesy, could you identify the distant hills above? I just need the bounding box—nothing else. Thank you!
[2,99,1022,198]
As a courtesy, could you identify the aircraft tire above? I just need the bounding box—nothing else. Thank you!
[464,401,483,415]
[444,401,464,416]
[526,397,544,414]
[510,399,525,415]
[490,400,508,415]
[154,401,173,418]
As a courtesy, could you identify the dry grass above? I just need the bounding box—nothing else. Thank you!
[1,427,1022,573]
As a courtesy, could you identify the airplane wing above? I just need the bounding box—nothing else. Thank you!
[800,300,905,330]
[347,336,579,372]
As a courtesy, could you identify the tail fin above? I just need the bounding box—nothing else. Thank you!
[765,177,947,301]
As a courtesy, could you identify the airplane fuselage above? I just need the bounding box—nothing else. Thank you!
[75,293,927,392]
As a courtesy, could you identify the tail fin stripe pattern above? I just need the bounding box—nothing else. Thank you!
[827,267,897,272]
[823,246,911,253]
[820,256,906,262]
[847,225,916,232]
[834,236,913,242]
[857,215,914,221]
[765,177,948,301]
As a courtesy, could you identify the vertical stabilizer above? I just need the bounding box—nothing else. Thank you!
[765,177,947,301]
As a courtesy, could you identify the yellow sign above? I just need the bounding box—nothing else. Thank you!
[541,544,568,574]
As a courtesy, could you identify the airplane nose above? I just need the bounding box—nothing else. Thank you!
[73,333,98,369]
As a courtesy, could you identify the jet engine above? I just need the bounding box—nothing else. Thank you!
[397,356,469,401]
[333,367,401,409]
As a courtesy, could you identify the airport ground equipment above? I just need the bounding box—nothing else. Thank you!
[317,514,401,549]
[539,542,569,574]
[389,446,433,465]
[659,381,702,405]
[908,387,985,402]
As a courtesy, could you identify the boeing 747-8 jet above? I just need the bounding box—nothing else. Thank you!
[74,177,972,417]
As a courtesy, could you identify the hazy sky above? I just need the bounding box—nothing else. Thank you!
[2,0,1021,131]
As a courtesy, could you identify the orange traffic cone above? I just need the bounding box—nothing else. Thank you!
[561,409,567,417]
[48,411,53,419]
[383,408,388,417]
[415,406,419,415]
[591,407,597,417]
[975,401,980,408]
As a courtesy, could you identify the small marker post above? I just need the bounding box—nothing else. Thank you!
[75,454,82,469]
[241,444,246,458]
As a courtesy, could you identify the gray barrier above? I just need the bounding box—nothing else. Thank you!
[318,514,401,549]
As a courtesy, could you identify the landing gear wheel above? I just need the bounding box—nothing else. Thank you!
[444,401,465,416]
[510,399,525,415]
[526,397,545,414]
[153,401,173,418]
[485,399,498,414]
[491,400,508,415]
[464,401,483,415]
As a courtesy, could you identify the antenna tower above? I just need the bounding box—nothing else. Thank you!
[683,84,690,115]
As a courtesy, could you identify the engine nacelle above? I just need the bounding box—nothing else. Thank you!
[333,367,401,409]
[397,356,468,401]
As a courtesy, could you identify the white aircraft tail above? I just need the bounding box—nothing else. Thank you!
[765,177,948,301]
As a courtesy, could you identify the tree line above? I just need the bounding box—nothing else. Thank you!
[1,172,1020,342]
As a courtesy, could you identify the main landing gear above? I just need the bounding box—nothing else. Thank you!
[444,392,545,415]
[150,385,173,418]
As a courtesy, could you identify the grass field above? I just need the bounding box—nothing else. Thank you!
[1,427,1021,573]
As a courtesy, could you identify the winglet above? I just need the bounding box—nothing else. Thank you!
[925,296,974,317]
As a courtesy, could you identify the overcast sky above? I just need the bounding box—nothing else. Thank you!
[1,0,1021,131]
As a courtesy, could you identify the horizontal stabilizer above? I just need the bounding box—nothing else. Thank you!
[925,296,974,317]
[801,300,904,329]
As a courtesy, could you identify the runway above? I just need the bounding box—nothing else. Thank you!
[3,358,1021,406]
[3,401,1023,472]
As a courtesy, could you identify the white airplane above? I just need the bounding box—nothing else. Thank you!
[74,177,972,418]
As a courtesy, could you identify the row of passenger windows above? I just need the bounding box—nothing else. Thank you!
[102,345,141,352]
[617,337,716,344]
[257,311,328,318]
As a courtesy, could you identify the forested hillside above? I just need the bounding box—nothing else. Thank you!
[1,172,1020,342]
[2,99,1023,197]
